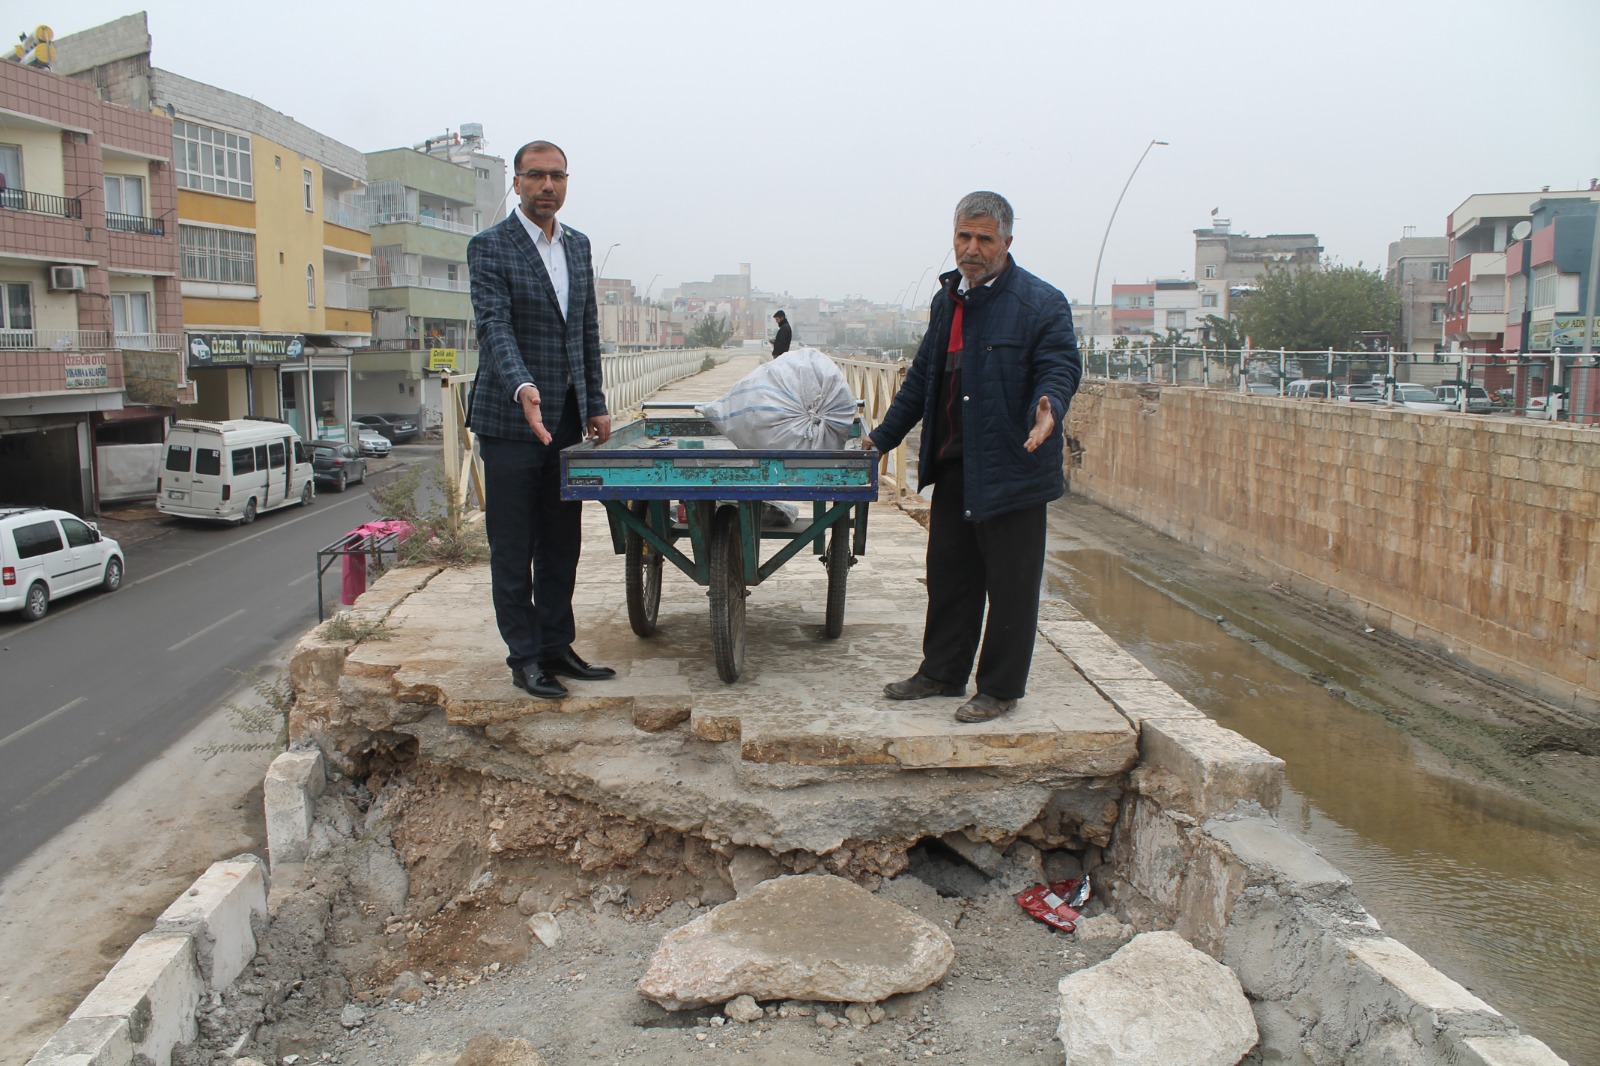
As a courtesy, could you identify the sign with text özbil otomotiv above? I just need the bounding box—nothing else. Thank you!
[185,332,305,368]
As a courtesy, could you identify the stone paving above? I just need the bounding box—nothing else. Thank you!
[335,354,1139,780]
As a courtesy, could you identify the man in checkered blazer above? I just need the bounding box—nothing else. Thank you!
[467,139,614,700]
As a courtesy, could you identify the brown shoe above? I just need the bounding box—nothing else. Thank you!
[883,672,965,700]
[955,694,1016,722]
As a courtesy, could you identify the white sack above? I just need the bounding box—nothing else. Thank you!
[697,349,857,450]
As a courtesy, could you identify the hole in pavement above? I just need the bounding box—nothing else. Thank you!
[904,837,991,898]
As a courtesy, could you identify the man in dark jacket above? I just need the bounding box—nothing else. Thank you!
[771,310,793,357]
[467,139,615,700]
[865,191,1080,722]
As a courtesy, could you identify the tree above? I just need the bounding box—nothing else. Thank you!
[1198,314,1246,351]
[687,315,734,349]
[1236,263,1401,351]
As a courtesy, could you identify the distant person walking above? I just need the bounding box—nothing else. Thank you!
[771,309,793,357]
[467,139,616,700]
[865,191,1081,723]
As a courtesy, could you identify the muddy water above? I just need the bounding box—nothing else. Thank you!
[1044,542,1600,1064]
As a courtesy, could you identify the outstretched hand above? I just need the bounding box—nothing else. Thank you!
[1022,396,1055,453]
[519,385,553,445]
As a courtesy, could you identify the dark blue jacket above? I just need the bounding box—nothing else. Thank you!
[869,259,1080,522]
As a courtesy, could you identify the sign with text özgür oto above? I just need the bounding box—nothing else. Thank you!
[186,332,306,368]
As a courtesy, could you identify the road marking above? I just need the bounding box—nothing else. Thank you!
[288,572,314,587]
[0,697,86,751]
[12,752,102,812]
[168,608,247,652]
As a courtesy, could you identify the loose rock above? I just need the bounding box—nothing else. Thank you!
[724,994,763,1023]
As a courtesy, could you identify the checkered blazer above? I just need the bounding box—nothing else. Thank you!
[465,212,607,440]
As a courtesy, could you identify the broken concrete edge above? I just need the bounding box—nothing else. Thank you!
[263,747,327,869]
[26,854,271,1065]
[1106,801,1570,1065]
[288,563,447,697]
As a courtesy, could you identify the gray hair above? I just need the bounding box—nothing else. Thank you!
[954,191,1014,240]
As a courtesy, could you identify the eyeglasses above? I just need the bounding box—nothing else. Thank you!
[517,169,568,183]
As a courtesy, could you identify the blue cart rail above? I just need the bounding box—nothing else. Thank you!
[559,403,877,681]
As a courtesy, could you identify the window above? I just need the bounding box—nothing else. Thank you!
[0,144,20,208]
[303,169,313,211]
[1201,292,1219,308]
[1430,260,1448,282]
[1166,311,1186,329]
[13,521,63,559]
[195,449,221,476]
[268,441,286,469]
[62,518,95,548]
[1532,265,1559,310]
[254,445,268,470]
[2,282,32,330]
[232,449,255,475]
[1204,265,1217,279]
[165,444,193,472]
[474,167,489,180]
[472,210,481,232]
[1431,303,1446,323]
[105,174,145,217]
[173,120,253,199]
[180,224,256,283]
[306,264,316,308]
[111,292,151,337]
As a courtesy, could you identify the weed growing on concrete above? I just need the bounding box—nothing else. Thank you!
[368,460,489,568]
[198,670,293,760]
[321,613,391,642]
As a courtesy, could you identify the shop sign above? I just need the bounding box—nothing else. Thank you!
[428,347,459,372]
[64,352,109,389]
[186,332,306,368]
[1529,316,1600,350]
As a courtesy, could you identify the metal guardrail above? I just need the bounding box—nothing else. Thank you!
[106,212,164,235]
[0,187,81,218]
[0,328,111,350]
[114,332,181,351]
[352,272,470,293]
[369,211,475,236]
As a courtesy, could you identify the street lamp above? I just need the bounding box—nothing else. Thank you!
[598,242,620,279]
[643,273,661,301]
[1089,139,1168,374]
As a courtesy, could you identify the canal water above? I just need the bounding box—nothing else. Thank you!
[1043,518,1600,1064]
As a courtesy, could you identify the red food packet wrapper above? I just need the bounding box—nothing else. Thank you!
[1016,875,1091,932]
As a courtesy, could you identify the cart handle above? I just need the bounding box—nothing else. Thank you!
[641,401,706,411]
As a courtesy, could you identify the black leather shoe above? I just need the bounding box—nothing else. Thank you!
[512,667,567,699]
[539,649,616,681]
[955,693,1017,722]
[883,672,964,700]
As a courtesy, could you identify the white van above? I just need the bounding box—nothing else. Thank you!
[156,418,315,525]
[0,506,124,620]
[1285,379,1332,400]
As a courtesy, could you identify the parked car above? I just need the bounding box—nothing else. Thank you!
[1389,384,1452,411]
[0,506,124,621]
[1432,384,1495,414]
[156,418,315,525]
[1285,380,1332,400]
[357,428,392,457]
[309,442,368,492]
[354,413,420,444]
[1335,384,1383,403]
[1246,382,1281,396]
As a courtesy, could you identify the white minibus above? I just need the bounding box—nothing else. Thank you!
[156,418,315,524]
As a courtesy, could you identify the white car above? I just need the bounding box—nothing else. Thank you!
[1388,384,1452,411]
[0,506,124,621]
[357,429,392,457]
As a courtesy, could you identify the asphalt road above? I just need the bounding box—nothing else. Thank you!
[0,450,425,877]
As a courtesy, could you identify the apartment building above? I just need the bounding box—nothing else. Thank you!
[1385,233,1448,354]
[360,127,505,426]
[0,54,180,514]
[57,13,371,445]
[1110,283,1154,337]
[1194,219,1322,318]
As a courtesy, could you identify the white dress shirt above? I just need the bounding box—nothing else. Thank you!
[511,205,570,402]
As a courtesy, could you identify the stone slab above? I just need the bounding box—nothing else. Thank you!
[69,932,200,1066]
[1091,678,1208,725]
[22,1017,132,1066]
[1040,619,1158,681]
[153,855,268,990]
[264,749,325,868]
[1141,717,1284,817]
[1205,816,1349,895]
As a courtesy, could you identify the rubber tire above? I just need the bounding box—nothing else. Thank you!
[624,500,663,637]
[242,498,258,524]
[300,482,314,507]
[707,507,747,683]
[102,556,123,593]
[357,463,366,484]
[22,581,48,621]
[336,470,347,493]
[823,515,851,639]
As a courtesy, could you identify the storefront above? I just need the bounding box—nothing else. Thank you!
[184,331,353,443]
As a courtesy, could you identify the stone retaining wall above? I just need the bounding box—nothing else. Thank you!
[1065,382,1600,706]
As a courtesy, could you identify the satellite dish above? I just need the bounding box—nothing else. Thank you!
[1510,221,1532,241]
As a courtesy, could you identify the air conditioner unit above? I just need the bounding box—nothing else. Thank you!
[49,265,87,291]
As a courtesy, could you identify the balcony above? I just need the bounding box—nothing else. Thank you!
[106,211,165,236]
[0,187,82,219]
[324,199,369,231]
[0,328,112,350]
[114,332,181,351]
[369,210,475,237]
[354,272,470,294]
[324,280,371,310]
[1467,294,1504,313]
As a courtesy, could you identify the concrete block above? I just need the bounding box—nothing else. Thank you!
[153,855,268,990]
[69,932,200,1065]
[22,1016,132,1066]
[1342,935,1506,1047]
[1090,678,1207,726]
[1205,816,1349,899]
[1453,1034,1569,1066]
[264,748,326,868]
[1040,619,1158,681]
[1140,717,1284,818]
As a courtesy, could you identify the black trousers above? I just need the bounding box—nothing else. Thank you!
[918,463,1047,701]
[479,396,584,671]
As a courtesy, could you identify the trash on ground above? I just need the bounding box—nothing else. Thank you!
[1016,874,1091,932]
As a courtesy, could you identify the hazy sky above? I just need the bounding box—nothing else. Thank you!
[46,0,1600,309]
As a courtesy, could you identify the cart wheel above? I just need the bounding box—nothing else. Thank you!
[708,507,747,682]
[625,500,663,637]
[823,515,852,639]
